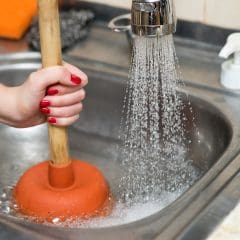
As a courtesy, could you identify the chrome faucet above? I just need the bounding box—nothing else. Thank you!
[131,0,176,37]
[109,0,176,38]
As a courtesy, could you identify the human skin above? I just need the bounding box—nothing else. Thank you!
[0,62,88,128]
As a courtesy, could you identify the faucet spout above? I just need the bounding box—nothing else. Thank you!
[131,0,176,37]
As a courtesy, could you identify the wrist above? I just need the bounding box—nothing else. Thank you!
[0,84,25,127]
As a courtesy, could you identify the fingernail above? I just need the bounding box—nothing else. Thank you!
[40,107,50,114]
[71,74,82,85]
[40,100,50,108]
[48,117,57,124]
[47,89,59,95]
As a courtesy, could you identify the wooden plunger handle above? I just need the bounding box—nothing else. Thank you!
[38,0,69,166]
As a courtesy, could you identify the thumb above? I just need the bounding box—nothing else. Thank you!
[30,66,81,91]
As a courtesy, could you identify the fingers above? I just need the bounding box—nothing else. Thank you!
[63,62,88,87]
[40,103,83,127]
[40,89,85,127]
[36,62,88,127]
[47,84,83,96]
[41,103,83,118]
[48,115,80,127]
[30,64,88,92]
[42,89,85,107]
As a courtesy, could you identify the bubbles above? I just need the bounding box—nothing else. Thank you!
[47,190,186,228]
[0,186,18,215]
[52,217,61,224]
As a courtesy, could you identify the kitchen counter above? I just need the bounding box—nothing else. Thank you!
[208,201,240,240]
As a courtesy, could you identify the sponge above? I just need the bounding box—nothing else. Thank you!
[0,0,37,39]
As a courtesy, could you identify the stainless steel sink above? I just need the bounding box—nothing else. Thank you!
[0,53,240,240]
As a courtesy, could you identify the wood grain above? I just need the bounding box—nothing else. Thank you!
[38,0,69,165]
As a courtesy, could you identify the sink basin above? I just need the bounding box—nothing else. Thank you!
[0,53,239,240]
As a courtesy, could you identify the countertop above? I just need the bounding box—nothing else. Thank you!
[208,201,240,240]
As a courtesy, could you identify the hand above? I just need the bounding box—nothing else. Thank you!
[0,62,88,128]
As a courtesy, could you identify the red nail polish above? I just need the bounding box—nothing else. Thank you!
[47,89,59,95]
[40,108,50,114]
[71,74,82,85]
[48,117,57,124]
[40,100,50,108]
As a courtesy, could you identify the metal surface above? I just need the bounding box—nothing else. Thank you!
[107,14,134,45]
[178,165,240,240]
[109,0,176,38]
[0,53,240,239]
[108,14,131,33]
[131,0,176,37]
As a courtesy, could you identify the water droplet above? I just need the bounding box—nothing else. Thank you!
[52,218,60,224]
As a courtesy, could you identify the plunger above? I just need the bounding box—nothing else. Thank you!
[13,0,110,221]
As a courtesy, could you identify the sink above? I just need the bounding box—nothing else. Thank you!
[0,53,239,240]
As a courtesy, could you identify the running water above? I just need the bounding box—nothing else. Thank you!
[0,34,202,227]
[118,34,199,204]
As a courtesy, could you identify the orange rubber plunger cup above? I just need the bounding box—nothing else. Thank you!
[14,160,110,220]
[13,0,110,221]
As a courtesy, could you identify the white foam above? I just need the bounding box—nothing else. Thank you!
[62,189,184,228]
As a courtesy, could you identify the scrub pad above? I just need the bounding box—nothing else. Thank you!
[0,0,37,39]
[29,10,94,50]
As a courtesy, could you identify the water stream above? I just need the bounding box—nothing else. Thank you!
[118,35,198,204]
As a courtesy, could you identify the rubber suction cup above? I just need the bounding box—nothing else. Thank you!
[14,160,110,221]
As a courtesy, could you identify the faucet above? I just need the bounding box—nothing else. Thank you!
[131,0,176,37]
[108,0,176,38]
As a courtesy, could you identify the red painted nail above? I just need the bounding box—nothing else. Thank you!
[48,117,57,124]
[47,89,59,95]
[40,108,50,114]
[71,74,82,85]
[40,100,50,108]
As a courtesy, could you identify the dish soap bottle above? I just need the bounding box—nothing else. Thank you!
[219,33,240,89]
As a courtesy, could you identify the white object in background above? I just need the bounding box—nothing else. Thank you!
[207,202,240,240]
[219,33,240,89]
